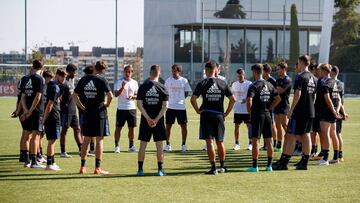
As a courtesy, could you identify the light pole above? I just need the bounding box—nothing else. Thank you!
[114,0,119,82]
[24,0,27,64]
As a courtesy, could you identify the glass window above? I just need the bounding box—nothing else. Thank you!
[309,31,321,61]
[174,27,192,63]
[261,30,276,63]
[299,30,308,55]
[241,0,251,19]
[228,28,245,63]
[251,0,268,20]
[277,29,290,60]
[246,29,260,63]
[213,0,247,19]
[209,28,227,63]
[192,27,209,63]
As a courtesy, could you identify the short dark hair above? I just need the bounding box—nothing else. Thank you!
[251,63,263,74]
[263,63,272,73]
[205,60,217,71]
[56,68,67,77]
[42,70,54,78]
[150,64,160,76]
[298,55,310,66]
[277,62,288,71]
[66,63,77,73]
[83,65,94,75]
[32,59,43,70]
[124,65,132,71]
[320,63,331,73]
[95,61,107,72]
[236,68,245,74]
[331,65,339,75]
[171,64,182,73]
[308,62,318,72]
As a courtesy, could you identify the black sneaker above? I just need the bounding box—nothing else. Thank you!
[295,164,308,170]
[19,155,25,162]
[294,159,304,166]
[272,159,283,167]
[272,163,288,171]
[205,169,218,175]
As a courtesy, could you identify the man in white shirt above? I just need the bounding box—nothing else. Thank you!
[164,64,192,152]
[232,68,253,151]
[113,65,139,153]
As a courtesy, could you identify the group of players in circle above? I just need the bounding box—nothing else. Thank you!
[12,54,348,176]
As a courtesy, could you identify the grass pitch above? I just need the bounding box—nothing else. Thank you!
[0,97,359,202]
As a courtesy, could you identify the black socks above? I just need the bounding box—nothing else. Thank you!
[60,144,65,154]
[252,159,258,168]
[138,161,143,171]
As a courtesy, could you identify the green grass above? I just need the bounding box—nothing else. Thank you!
[0,97,359,202]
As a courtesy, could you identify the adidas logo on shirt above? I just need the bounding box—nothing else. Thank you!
[25,80,32,89]
[260,84,270,102]
[207,83,221,94]
[146,86,159,97]
[307,77,316,94]
[84,80,97,91]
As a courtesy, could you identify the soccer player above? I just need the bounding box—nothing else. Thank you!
[273,62,292,152]
[60,64,83,158]
[231,68,252,151]
[262,63,277,151]
[245,64,280,172]
[20,59,45,168]
[136,65,168,176]
[43,69,66,170]
[330,65,348,162]
[315,64,342,165]
[73,61,113,174]
[191,61,235,175]
[113,65,139,153]
[273,55,317,170]
[164,64,192,152]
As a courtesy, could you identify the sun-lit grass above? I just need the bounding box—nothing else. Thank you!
[0,97,359,202]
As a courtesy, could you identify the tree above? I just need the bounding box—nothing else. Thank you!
[214,0,246,19]
[330,0,360,72]
[289,4,299,71]
[266,38,274,62]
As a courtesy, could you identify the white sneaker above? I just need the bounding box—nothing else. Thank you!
[232,144,241,151]
[247,144,253,151]
[315,159,329,166]
[60,152,72,158]
[202,144,207,151]
[52,163,61,170]
[88,150,95,157]
[114,146,120,153]
[30,163,45,169]
[128,146,137,152]
[24,163,31,168]
[37,157,46,163]
[164,144,172,152]
[45,164,61,171]
[181,145,187,152]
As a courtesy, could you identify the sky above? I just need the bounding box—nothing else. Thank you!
[0,0,144,53]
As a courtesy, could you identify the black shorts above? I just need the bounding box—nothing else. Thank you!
[79,112,84,128]
[320,112,336,124]
[312,115,321,133]
[199,111,225,141]
[116,109,137,128]
[138,116,166,142]
[44,118,61,140]
[287,117,313,135]
[251,113,272,139]
[166,109,187,125]
[234,113,250,124]
[274,105,290,115]
[336,119,342,134]
[82,112,110,137]
[61,114,79,128]
[22,112,44,132]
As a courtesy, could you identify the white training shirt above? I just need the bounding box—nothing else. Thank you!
[165,76,192,110]
[232,80,252,114]
[114,78,139,110]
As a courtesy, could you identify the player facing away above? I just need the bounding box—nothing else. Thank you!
[113,65,139,153]
[59,64,83,158]
[136,65,169,176]
[315,64,342,166]
[20,59,45,168]
[273,62,292,152]
[164,64,192,152]
[231,68,253,151]
[245,64,281,172]
[73,61,113,175]
[273,55,317,170]
[43,69,66,171]
[191,60,235,175]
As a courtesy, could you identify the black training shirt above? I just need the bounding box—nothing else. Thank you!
[22,73,44,115]
[61,78,77,115]
[274,75,292,111]
[45,80,62,121]
[319,77,340,116]
[247,79,278,114]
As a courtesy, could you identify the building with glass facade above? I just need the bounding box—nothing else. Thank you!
[144,0,333,83]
